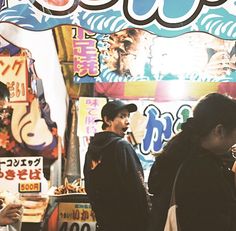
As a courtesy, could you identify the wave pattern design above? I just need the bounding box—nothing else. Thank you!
[0,3,235,39]
[197,9,236,39]
[78,10,128,34]
[1,3,235,83]
[0,4,71,30]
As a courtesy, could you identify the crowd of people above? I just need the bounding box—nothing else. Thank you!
[84,94,236,231]
[1,79,236,230]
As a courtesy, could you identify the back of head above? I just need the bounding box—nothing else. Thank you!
[162,93,236,159]
[193,93,236,135]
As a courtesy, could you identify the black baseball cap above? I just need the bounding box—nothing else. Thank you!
[95,100,137,122]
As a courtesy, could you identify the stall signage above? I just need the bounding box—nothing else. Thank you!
[0,156,43,194]
[71,27,236,83]
[1,1,235,40]
[141,102,192,154]
[0,54,28,102]
[58,203,96,231]
[127,100,194,155]
[73,27,100,78]
[78,97,107,136]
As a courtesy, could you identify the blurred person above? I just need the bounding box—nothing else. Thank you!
[0,81,9,109]
[0,82,23,227]
[0,82,13,157]
[148,93,236,231]
[84,100,150,231]
[0,198,22,226]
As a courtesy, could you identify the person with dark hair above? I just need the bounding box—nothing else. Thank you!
[83,100,150,231]
[0,82,11,136]
[0,81,10,108]
[0,83,23,227]
[148,93,236,231]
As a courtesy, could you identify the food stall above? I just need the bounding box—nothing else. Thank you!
[0,1,235,230]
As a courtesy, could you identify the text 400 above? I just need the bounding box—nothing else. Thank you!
[59,222,91,231]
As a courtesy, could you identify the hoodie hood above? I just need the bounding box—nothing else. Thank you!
[87,131,122,155]
[83,131,122,176]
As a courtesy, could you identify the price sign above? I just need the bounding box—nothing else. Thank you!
[58,203,96,231]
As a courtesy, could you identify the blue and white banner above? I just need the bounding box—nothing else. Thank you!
[0,0,235,39]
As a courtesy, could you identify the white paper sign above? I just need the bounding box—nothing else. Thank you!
[0,156,43,194]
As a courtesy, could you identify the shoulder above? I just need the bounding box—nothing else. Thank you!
[179,154,222,185]
[113,139,140,163]
[184,153,219,171]
[114,138,135,150]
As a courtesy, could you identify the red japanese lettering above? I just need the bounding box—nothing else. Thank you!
[12,59,23,76]
[5,170,15,180]
[29,169,41,180]
[17,169,28,180]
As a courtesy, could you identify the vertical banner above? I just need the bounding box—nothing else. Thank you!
[73,27,100,79]
[77,97,107,137]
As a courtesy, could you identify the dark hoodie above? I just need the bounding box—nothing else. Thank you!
[148,147,236,231]
[84,131,149,231]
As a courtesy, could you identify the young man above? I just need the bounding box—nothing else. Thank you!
[84,100,149,231]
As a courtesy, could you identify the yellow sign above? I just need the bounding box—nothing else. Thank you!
[19,182,41,193]
[58,203,96,222]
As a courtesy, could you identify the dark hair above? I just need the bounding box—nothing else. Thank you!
[162,93,236,159]
[98,100,137,130]
[0,82,10,101]
[102,114,116,130]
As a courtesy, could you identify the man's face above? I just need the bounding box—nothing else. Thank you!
[108,109,130,137]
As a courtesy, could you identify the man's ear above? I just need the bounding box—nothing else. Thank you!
[214,124,225,138]
[103,116,111,127]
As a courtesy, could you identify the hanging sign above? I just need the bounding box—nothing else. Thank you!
[77,97,107,137]
[0,156,44,194]
[0,52,28,102]
[72,27,236,83]
[0,0,235,39]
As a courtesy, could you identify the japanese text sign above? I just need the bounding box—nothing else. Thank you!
[0,54,28,102]
[73,27,100,78]
[78,97,107,136]
[58,202,96,231]
[125,100,195,155]
[0,156,43,194]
